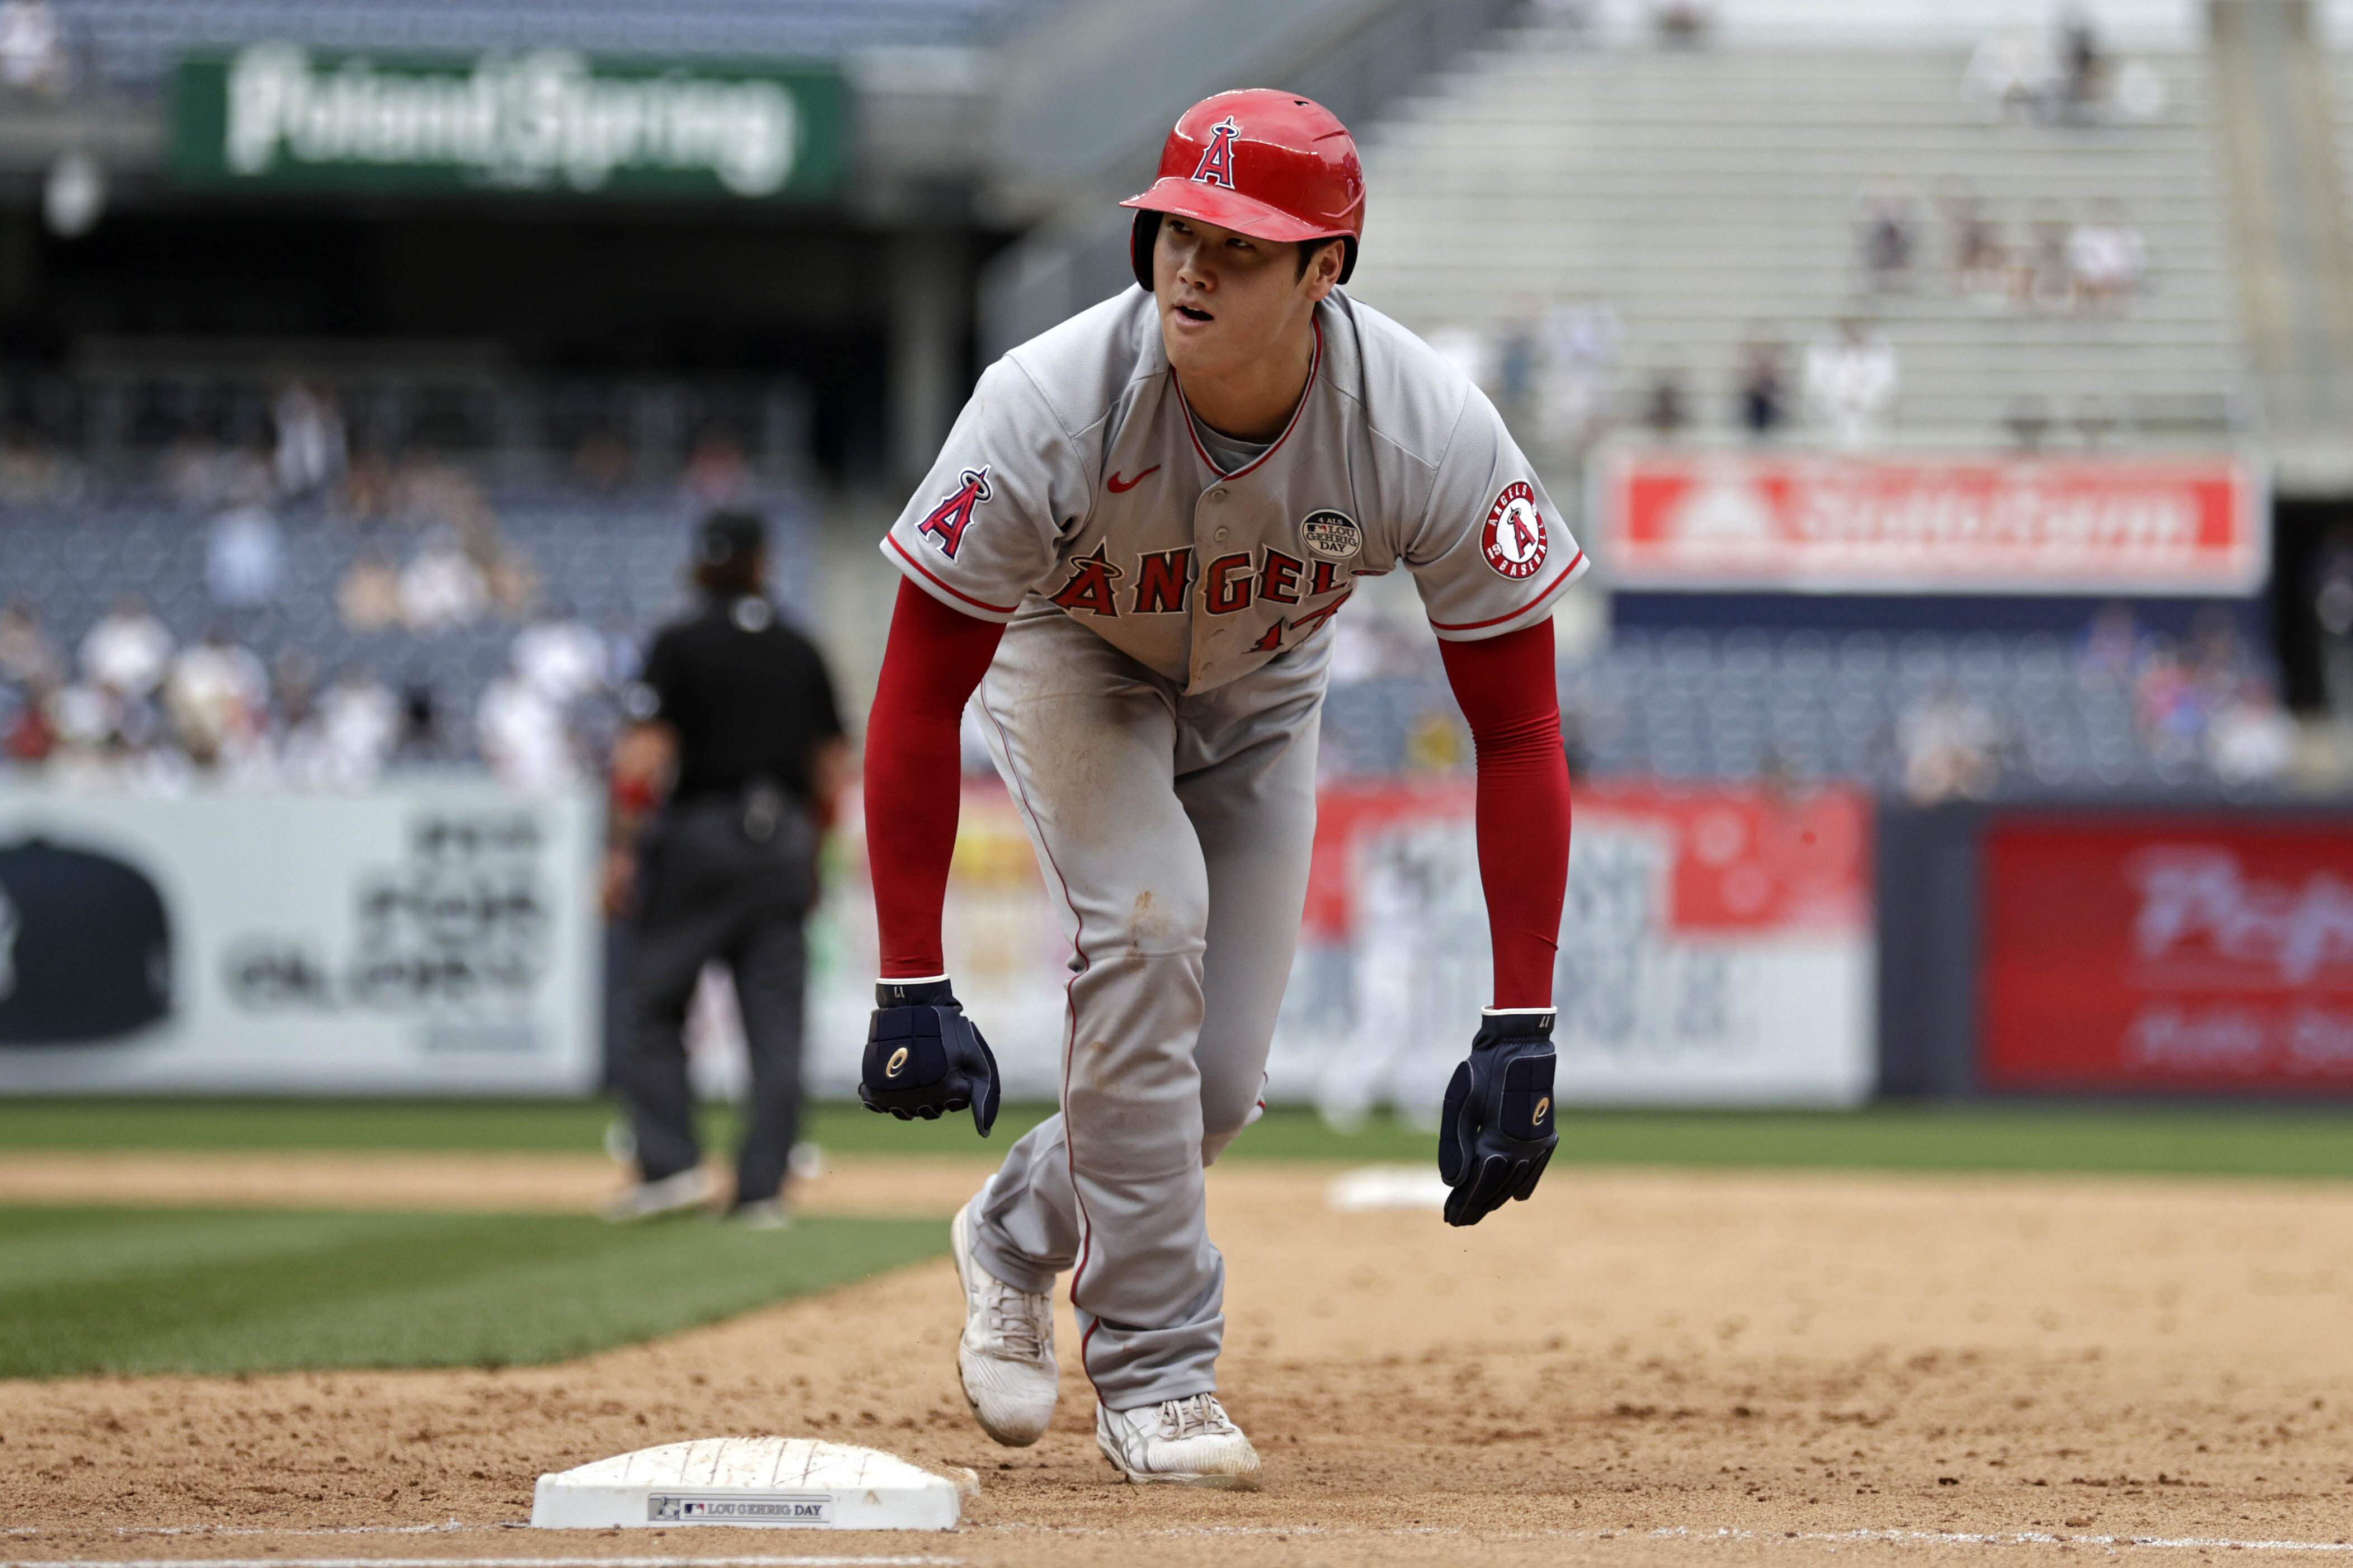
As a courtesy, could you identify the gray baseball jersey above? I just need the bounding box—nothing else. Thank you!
[884,285,1584,1414]
[884,286,1588,685]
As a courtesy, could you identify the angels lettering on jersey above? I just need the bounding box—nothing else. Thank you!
[879,290,1590,694]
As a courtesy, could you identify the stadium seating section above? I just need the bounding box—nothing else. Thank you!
[1346,29,2244,445]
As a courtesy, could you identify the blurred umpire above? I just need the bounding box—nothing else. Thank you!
[604,509,848,1227]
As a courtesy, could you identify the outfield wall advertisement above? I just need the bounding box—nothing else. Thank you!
[804,780,1878,1111]
[1599,451,2265,596]
[0,783,602,1094]
[1982,815,2353,1094]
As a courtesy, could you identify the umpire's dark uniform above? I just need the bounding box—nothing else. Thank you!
[620,513,844,1211]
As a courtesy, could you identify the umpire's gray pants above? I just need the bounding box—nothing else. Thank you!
[966,607,1326,1411]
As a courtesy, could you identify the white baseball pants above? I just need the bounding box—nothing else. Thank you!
[964,606,1326,1410]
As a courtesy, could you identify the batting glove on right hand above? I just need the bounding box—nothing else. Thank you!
[1436,1008,1558,1228]
[859,979,1002,1137]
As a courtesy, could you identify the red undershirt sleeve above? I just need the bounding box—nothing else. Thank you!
[865,579,1007,979]
[1435,618,1572,1009]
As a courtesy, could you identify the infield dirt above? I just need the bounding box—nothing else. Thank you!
[3,1158,2351,1567]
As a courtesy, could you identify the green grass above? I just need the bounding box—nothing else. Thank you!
[1,1096,2351,1178]
[0,1206,946,1379]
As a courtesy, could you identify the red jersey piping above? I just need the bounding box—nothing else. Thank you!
[1427,550,1587,632]
[887,533,1022,617]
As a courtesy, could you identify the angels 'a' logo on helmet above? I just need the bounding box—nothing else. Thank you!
[1191,116,1241,189]
[916,465,992,559]
[1481,481,1549,580]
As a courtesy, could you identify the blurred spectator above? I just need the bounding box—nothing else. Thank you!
[1493,312,1538,431]
[205,504,285,609]
[600,613,645,690]
[479,531,543,618]
[1649,0,1714,48]
[339,450,394,521]
[0,0,67,97]
[161,436,269,511]
[1640,370,1688,438]
[1962,20,2058,121]
[513,613,606,705]
[1736,339,1786,438]
[1854,187,1920,293]
[574,431,630,493]
[272,382,347,498]
[2004,393,2055,452]
[395,678,442,761]
[390,454,498,532]
[2133,639,2204,764]
[80,595,172,698]
[2067,203,2147,314]
[2071,393,2122,449]
[398,529,489,632]
[48,678,114,755]
[2057,7,2104,125]
[1898,689,2000,802]
[2208,679,2296,787]
[271,650,317,736]
[0,601,60,687]
[337,547,402,633]
[0,429,65,503]
[163,627,266,768]
[2076,601,2144,688]
[1802,319,1898,447]
[682,433,752,509]
[479,667,578,794]
[315,665,399,787]
[2020,200,2073,311]
[4,676,53,762]
[1938,180,2009,305]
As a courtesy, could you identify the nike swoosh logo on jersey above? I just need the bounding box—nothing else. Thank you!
[1106,465,1161,493]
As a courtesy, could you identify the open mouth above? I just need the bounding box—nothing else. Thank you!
[1174,303,1214,323]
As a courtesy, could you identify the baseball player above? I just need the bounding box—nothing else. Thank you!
[856,90,1579,1489]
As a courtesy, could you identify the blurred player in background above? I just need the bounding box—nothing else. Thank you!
[603,509,848,1227]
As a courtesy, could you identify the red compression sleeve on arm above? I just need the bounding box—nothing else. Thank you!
[864,579,1006,979]
[1436,618,1572,1009]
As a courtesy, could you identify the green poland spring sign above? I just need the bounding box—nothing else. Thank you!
[171,44,847,199]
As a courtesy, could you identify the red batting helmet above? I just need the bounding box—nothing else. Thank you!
[1120,88,1365,291]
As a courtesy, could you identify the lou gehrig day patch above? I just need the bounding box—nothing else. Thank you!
[1299,509,1363,561]
[1482,481,1548,580]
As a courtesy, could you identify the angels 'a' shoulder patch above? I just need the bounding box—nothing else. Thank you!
[916,466,993,559]
[1481,481,1548,580]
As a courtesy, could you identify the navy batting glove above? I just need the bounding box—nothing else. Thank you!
[1436,1008,1558,1227]
[860,979,1002,1137]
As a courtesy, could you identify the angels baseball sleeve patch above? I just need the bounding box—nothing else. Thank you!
[1481,481,1548,580]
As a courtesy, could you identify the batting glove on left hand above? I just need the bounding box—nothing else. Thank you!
[859,979,1002,1137]
[1436,1008,1558,1227]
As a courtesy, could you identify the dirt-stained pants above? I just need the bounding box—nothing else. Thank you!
[965,607,1325,1411]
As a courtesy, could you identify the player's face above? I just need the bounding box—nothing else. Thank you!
[1153,216,1341,381]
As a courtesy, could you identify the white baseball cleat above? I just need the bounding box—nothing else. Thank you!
[950,1199,1058,1446]
[1095,1394,1263,1490]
